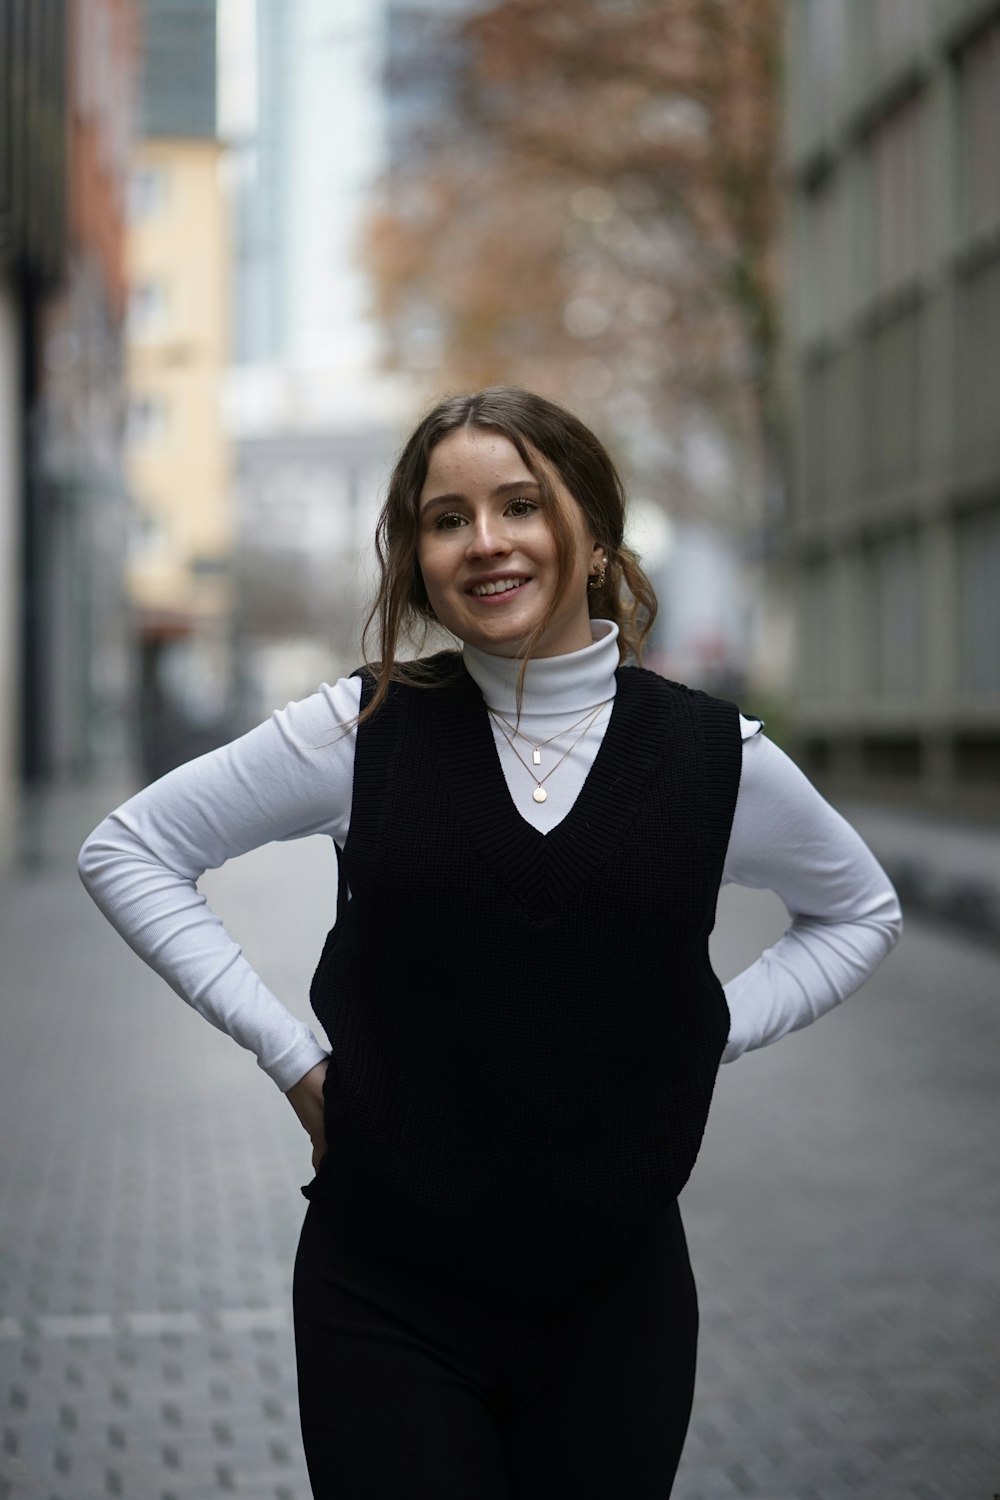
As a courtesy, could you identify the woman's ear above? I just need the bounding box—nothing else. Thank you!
[587,541,608,591]
[588,538,606,575]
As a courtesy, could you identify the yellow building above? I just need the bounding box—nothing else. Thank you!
[125,136,234,775]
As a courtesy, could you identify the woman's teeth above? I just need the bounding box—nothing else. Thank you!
[470,579,525,597]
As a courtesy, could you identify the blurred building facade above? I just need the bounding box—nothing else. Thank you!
[785,0,1000,820]
[0,0,140,869]
[223,0,416,717]
[232,426,395,715]
[125,0,236,780]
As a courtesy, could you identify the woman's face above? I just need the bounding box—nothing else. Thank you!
[416,427,602,659]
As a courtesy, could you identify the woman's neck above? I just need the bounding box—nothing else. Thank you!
[462,619,619,716]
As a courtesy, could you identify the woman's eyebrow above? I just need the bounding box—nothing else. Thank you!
[420,479,540,515]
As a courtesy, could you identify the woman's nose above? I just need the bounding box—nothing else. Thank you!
[466,515,511,557]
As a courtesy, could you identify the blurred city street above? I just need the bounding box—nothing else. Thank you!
[0,786,997,1500]
[4,1,1000,1496]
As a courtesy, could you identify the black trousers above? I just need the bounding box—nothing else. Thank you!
[293,1195,699,1498]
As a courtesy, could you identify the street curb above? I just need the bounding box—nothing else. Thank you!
[880,854,1000,949]
[835,799,1000,951]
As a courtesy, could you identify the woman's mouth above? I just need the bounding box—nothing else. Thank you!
[467,578,528,601]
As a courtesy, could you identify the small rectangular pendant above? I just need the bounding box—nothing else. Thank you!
[532,748,541,765]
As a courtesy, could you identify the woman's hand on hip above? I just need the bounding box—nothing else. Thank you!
[285,1058,329,1173]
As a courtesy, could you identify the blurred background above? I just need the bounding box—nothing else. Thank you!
[3,0,997,857]
[1,4,999,1498]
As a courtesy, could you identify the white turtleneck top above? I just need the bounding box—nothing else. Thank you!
[77,620,903,1092]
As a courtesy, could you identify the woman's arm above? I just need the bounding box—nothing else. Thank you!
[720,730,903,1062]
[77,676,363,1093]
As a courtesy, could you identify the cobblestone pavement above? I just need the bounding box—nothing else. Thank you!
[1,786,997,1499]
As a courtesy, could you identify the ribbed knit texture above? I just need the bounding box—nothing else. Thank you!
[307,653,743,1311]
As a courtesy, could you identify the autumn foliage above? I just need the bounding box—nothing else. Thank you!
[363,0,784,528]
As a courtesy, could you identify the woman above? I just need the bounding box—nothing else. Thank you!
[79,386,903,1498]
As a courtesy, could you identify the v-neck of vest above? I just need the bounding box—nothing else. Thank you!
[422,660,670,924]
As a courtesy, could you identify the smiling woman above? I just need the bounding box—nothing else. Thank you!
[415,428,603,659]
[358,384,658,725]
[77,382,903,1499]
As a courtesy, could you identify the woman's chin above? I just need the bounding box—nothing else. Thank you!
[439,591,591,658]
[458,619,533,656]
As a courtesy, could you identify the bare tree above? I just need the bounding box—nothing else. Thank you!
[363,0,784,534]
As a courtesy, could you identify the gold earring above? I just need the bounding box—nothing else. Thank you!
[588,555,607,590]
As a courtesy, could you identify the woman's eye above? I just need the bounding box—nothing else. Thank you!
[431,498,536,530]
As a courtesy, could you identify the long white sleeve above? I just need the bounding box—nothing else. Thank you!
[719,731,903,1063]
[78,624,903,1091]
[77,676,363,1092]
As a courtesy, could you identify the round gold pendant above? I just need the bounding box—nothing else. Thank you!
[532,786,547,803]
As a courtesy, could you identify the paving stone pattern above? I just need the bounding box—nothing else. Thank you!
[1,812,323,1500]
[1,790,998,1498]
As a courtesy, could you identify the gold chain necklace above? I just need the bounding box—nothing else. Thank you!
[488,700,608,803]
[487,697,613,768]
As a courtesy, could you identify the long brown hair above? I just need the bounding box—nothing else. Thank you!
[357,385,657,727]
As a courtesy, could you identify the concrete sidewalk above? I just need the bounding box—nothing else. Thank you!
[1,776,998,1498]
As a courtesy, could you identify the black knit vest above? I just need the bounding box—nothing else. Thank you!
[307,652,743,1311]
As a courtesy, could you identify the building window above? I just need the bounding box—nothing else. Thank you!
[129,165,169,221]
[127,394,169,445]
[802,358,829,515]
[128,279,170,338]
[956,505,1000,695]
[795,0,849,138]
[862,305,921,494]
[799,557,829,693]
[864,93,924,299]
[798,167,851,342]
[873,529,922,698]
[954,252,1000,469]
[803,345,864,512]
[826,345,863,506]
[956,19,1000,241]
[870,0,931,72]
[859,534,922,698]
[130,508,169,558]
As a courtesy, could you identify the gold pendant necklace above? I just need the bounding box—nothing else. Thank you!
[488,700,608,803]
[488,698,613,770]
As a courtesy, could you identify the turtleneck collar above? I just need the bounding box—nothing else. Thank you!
[462,619,620,716]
